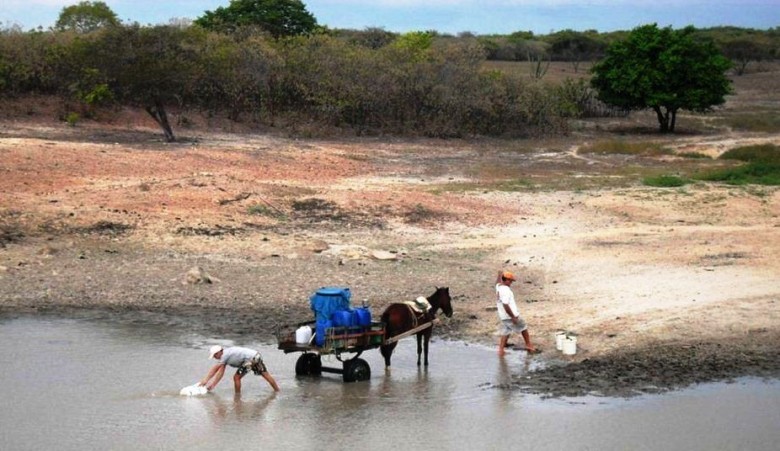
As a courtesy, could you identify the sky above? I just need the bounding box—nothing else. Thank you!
[1,0,779,35]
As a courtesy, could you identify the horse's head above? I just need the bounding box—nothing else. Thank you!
[430,287,453,318]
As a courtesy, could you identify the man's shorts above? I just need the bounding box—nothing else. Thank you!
[499,317,528,335]
[236,352,268,376]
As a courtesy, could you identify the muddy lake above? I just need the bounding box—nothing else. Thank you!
[0,313,778,451]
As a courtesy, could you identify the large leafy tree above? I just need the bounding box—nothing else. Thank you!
[195,0,317,38]
[591,24,732,133]
[55,1,119,33]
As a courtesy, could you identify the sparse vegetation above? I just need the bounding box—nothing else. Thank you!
[3,19,777,140]
[580,140,671,156]
[495,178,536,191]
[0,222,25,247]
[65,112,80,126]
[404,203,448,224]
[678,152,712,159]
[291,198,347,222]
[80,221,133,236]
[643,174,689,187]
[697,144,780,185]
[247,204,281,217]
[716,113,780,132]
[720,144,780,163]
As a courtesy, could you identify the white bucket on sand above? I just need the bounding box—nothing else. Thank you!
[296,326,313,344]
[562,336,577,355]
[555,331,567,351]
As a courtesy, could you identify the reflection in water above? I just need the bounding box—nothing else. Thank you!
[378,367,433,400]
[205,392,278,424]
[494,355,531,411]
[1,316,779,451]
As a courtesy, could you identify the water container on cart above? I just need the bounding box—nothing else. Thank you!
[331,309,356,327]
[314,319,333,346]
[310,287,351,321]
[311,287,351,346]
[295,326,313,344]
[354,307,372,327]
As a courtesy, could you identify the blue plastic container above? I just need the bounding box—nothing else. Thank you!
[310,287,351,322]
[354,307,372,327]
[331,309,355,327]
[315,319,333,346]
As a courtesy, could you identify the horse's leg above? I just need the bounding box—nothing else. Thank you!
[381,342,397,369]
[416,333,423,366]
[423,329,431,366]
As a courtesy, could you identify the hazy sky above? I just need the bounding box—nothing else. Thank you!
[2,0,778,34]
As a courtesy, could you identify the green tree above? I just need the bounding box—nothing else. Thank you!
[720,38,772,75]
[591,24,732,133]
[75,25,203,141]
[390,31,434,58]
[195,0,317,38]
[342,27,397,49]
[0,28,74,94]
[55,1,119,33]
[193,32,278,121]
[548,30,605,72]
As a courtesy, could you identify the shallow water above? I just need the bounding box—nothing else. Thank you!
[1,315,779,451]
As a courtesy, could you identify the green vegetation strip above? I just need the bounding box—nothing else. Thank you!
[697,144,780,186]
[643,145,780,187]
[643,175,689,187]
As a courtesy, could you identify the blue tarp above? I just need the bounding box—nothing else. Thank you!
[310,287,351,322]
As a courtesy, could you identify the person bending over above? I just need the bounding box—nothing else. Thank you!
[199,345,280,393]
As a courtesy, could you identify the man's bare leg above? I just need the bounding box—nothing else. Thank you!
[521,330,537,353]
[262,372,281,392]
[233,372,244,393]
[498,335,509,356]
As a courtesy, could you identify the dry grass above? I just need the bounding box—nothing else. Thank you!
[715,112,780,133]
[580,139,672,156]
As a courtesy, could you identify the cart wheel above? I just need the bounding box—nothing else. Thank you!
[342,358,370,383]
[295,353,322,376]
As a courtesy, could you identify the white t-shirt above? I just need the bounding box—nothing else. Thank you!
[219,347,257,368]
[496,283,519,321]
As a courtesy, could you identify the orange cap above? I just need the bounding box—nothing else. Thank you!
[502,271,516,281]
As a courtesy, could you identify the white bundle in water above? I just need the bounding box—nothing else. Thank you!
[179,384,208,396]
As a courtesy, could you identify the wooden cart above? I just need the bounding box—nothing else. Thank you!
[276,319,437,382]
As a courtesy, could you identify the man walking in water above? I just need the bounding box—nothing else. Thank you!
[496,270,539,356]
[198,345,280,393]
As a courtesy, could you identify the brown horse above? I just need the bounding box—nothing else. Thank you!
[380,287,453,369]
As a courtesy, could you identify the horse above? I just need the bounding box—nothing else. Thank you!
[380,287,453,369]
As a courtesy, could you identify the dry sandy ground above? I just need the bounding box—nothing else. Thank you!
[1,93,779,397]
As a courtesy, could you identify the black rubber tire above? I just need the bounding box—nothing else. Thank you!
[342,358,371,382]
[295,353,322,376]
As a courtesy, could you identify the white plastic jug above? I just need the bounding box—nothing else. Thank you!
[295,326,313,344]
